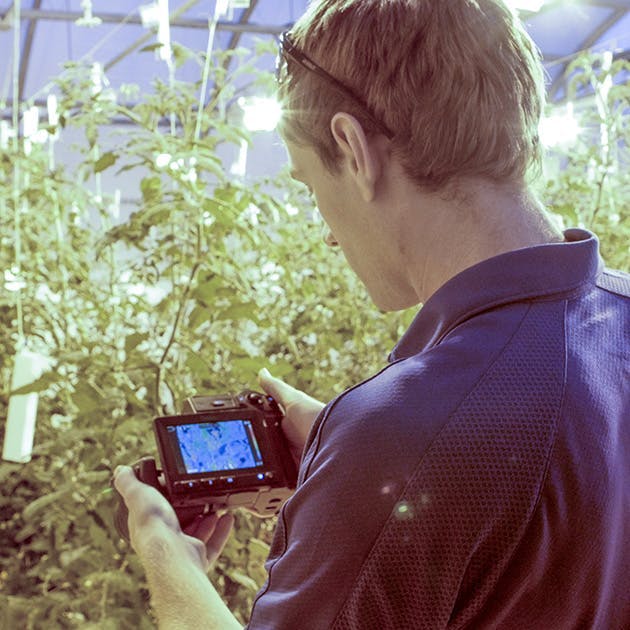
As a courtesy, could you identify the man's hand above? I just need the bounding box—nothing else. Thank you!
[113,466,233,572]
[113,467,241,630]
[258,368,325,462]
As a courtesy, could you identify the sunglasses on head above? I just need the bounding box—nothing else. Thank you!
[276,31,394,139]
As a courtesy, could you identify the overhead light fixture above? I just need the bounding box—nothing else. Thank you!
[140,0,172,62]
[506,0,545,12]
[75,0,102,27]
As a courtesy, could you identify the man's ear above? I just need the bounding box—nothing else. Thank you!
[330,112,382,202]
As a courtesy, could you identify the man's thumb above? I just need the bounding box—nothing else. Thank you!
[258,367,276,391]
[112,465,137,498]
[258,367,292,403]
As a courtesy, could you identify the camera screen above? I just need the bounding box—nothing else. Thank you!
[167,419,264,474]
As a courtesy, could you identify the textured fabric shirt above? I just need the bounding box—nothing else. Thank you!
[247,229,630,629]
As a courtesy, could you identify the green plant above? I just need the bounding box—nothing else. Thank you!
[0,44,413,628]
[540,53,630,270]
[1,44,627,629]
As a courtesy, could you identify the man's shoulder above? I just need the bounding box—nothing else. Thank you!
[331,302,539,421]
[309,303,538,468]
[306,296,577,480]
[595,267,630,300]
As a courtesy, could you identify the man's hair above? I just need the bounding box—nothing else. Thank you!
[278,0,546,191]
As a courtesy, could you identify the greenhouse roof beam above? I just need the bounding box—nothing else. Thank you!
[18,0,43,102]
[549,7,628,102]
[2,8,284,35]
[531,0,630,11]
[220,0,261,74]
[224,0,260,56]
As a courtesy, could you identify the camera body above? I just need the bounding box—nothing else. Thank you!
[114,390,297,541]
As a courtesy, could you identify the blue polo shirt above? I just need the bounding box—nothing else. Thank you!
[248,229,630,629]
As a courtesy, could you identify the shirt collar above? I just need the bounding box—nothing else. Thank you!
[389,229,604,362]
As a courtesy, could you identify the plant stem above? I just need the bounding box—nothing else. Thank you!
[592,167,608,221]
[154,259,202,413]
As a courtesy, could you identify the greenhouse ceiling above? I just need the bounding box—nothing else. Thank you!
[0,0,629,120]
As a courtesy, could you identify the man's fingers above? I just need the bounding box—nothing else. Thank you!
[183,513,234,566]
[184,512,219,539]
[113,464,179,534]
[205,513,234,564]
[258,368,298,406]
[112,467,231,573]
[258,367,325,413]
[113,465,158,510]
[195,513,221,542]
[187,513,233,548]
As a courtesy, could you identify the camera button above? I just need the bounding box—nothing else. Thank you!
[266,396,281,412]
[247,471,273,485]
[247,393,264,406]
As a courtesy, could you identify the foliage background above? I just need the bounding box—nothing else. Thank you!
[539,53,629,270]
[0,45,628,628]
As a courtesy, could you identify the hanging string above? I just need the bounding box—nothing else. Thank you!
[11,0,20,165]
[156,0,177,137]
[194,0,229,142]
[169,59,176,136]
[11,0,25,347]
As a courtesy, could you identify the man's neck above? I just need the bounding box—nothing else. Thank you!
[400,178,564,304]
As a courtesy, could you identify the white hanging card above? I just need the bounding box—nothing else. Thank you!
[2,349,51,463]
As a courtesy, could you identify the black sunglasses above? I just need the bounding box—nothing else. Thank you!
[276,32,394,139]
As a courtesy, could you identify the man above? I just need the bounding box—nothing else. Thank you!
[114,1,630,628]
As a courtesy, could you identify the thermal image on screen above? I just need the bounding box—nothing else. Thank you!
[175,420,263,473]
